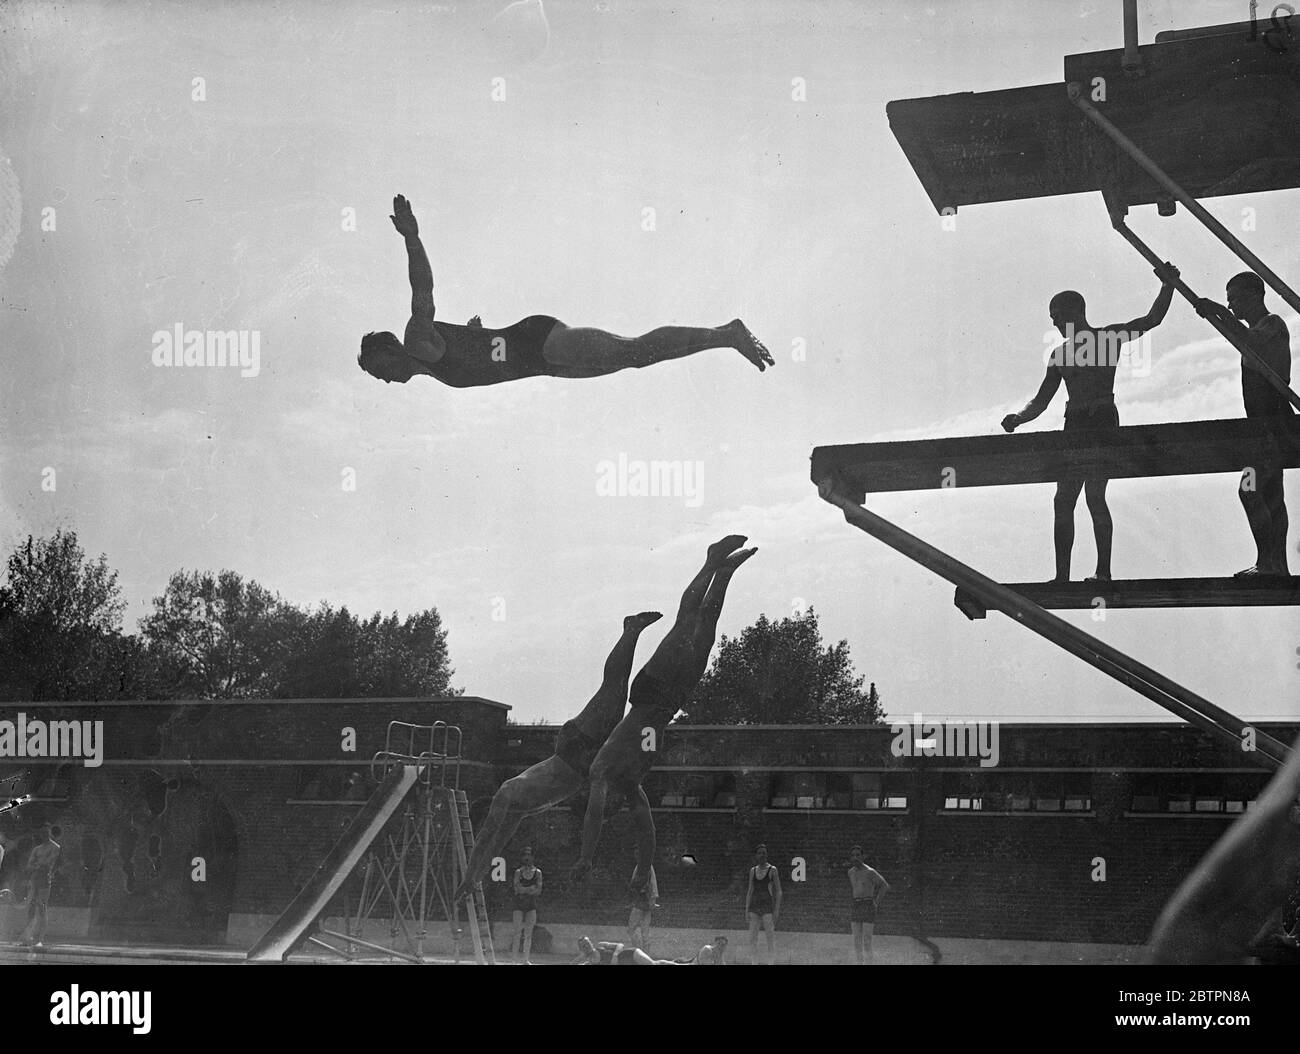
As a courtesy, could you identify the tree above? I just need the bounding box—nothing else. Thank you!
[275,604,459,698]
[678,607,885,725]
[142,573,460,699]
[351,609,458,698]
[140,570,296,698]
[0,530,154,700]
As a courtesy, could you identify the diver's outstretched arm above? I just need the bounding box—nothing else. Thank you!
[391,194,435,320]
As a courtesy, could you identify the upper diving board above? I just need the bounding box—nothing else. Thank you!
[810,416,1300,502]
[886,20,1300,214]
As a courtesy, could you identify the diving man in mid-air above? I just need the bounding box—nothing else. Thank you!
[358,196,774,388]
[451,610,663,905]
[570,535,756,892]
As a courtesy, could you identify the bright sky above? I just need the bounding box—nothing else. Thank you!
[0,0,1296,724]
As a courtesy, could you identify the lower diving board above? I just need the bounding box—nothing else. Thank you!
[955,576,1300,619]
[811,417,1300,501]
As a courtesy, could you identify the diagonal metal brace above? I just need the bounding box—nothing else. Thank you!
[1102,192,1300,414]
[815,476,1290,769]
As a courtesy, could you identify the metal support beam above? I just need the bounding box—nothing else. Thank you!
[815,476,1290,769]
[1102,194,1300,414]
[1070,84,1300,321]
[1122,0,1145,75]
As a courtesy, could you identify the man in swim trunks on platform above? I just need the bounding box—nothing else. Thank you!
[1000,265,1178,582]
[358,195,774,387]
[848,845,890,964]
[452,611,663,904]
[1196,272,1293,578]
[570,536,757,891]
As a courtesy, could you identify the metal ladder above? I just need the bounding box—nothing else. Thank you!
[449,788,496,964]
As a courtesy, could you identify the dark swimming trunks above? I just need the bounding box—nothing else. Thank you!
[851,898,877,924]
[495,314,559,367]
[425,314,559,387]
[1063,399,1119,431]
[554,720,602,775]
[513,868,540,914]
[748,866,776,916]
[628,670,679,723]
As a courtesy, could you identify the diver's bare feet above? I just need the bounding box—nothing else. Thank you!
[626,611,664,632]
[726,319,774,372]
[722,547,758,571]
[707,535,748,565]
[569,859,593,883]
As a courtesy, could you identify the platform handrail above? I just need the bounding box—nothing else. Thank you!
[372,720,464,787]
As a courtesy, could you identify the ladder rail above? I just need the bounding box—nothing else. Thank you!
[449,788,496,964]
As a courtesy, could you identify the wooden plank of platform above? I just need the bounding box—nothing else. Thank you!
[810,417,1300,500]
[954,576,1300,619]
[887,26,1300,214]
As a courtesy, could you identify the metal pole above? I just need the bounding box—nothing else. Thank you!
[1122,0,1144,74]
[1103,202,1300,413]
[1070,85,1300,320]
[816,478,1290,769]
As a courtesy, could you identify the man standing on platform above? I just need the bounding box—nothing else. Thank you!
[1001,266,1178,581]
[1197,272,1293,577]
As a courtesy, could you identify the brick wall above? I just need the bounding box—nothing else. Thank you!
[0,699,1289,946]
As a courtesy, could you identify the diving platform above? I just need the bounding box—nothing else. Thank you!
[954,576,1300,620]
[834,8,1299,784]
[813,476,1291,771]
[811,416,1300,502]
[887,19,1300,215]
